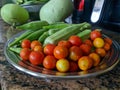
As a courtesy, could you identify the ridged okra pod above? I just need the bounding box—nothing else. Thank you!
[43,22,91,45]
[38,31,49,43]
[77,29,91,41]
[9,47,22,54]
[25,29,48,41]
[42,23,70,30]
[9,30,34,47]
[48,28,60,35]
[16,20,49,31]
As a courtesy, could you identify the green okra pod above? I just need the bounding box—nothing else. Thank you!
[7,49,21,63]
[79,22,92,30]
[38,31,49,43]
[9,47,22,54]
[48,28,60,35]
[42,23,70,30]
[43,22,88,46]
[25,29,48,41]
[77,29,91,41]
[16,20,49,31]
[9,30,34,47]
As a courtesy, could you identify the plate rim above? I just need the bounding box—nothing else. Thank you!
[4,31,120,79]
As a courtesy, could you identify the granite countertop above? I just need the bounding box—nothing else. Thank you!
[0,19,120,90]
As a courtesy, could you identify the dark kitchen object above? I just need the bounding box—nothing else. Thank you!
[72,0,84,23]
[72,0,94,23]
[72,0,120,32]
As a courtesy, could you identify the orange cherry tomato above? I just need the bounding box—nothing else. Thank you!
[78,56,93,71]
[104,37,112,46]
[43,55,57,70]
[80,43,91,55]
[58,40,72,49]
[21,39,31,48]
[68,35,82,46]
[89,52,101,66]
[31,40,42,49]
[44,44,56,55]
[33,45,43,52]
[95,48,106,57]
[69,46,83,61]
[54,46,68,59]
[29,51,44,65]
[20,48,31,61]
[103,42,111,51]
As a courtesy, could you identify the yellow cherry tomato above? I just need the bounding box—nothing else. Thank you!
[93,38,105,48]
[56,59,69,73]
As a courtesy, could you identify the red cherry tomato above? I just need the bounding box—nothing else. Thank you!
[69,46,83,61]
[29,51,44,65]
[43,55,57,70]
[68,35,82,46]
[69,61,79,72]
[84,39,93,48]
[44,44,56,55]
[90,29,102,40]
[21,39,31,48]
[20,48,31,61]
[58,40,72,49]
[54,46,68,59]
[80,43,91,55]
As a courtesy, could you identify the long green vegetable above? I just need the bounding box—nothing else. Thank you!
[9,47,22,54]
[25,29,48,41]
[9,30,34,47]
[16,21,49,31]
[77,29,91,41]
[48,28,60,35]
[12,0,49,5]
[7,48,21,63]
[42,23,70,30]
[38,31,49,43]
[43,22,91,45]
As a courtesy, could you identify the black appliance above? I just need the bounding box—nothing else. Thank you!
[72,0,120,32]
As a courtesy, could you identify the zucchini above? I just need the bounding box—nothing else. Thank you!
[43,22,91,45]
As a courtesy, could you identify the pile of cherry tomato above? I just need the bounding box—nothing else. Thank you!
[19,29,112,72]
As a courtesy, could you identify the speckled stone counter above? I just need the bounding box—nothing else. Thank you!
[0,19,120,90]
